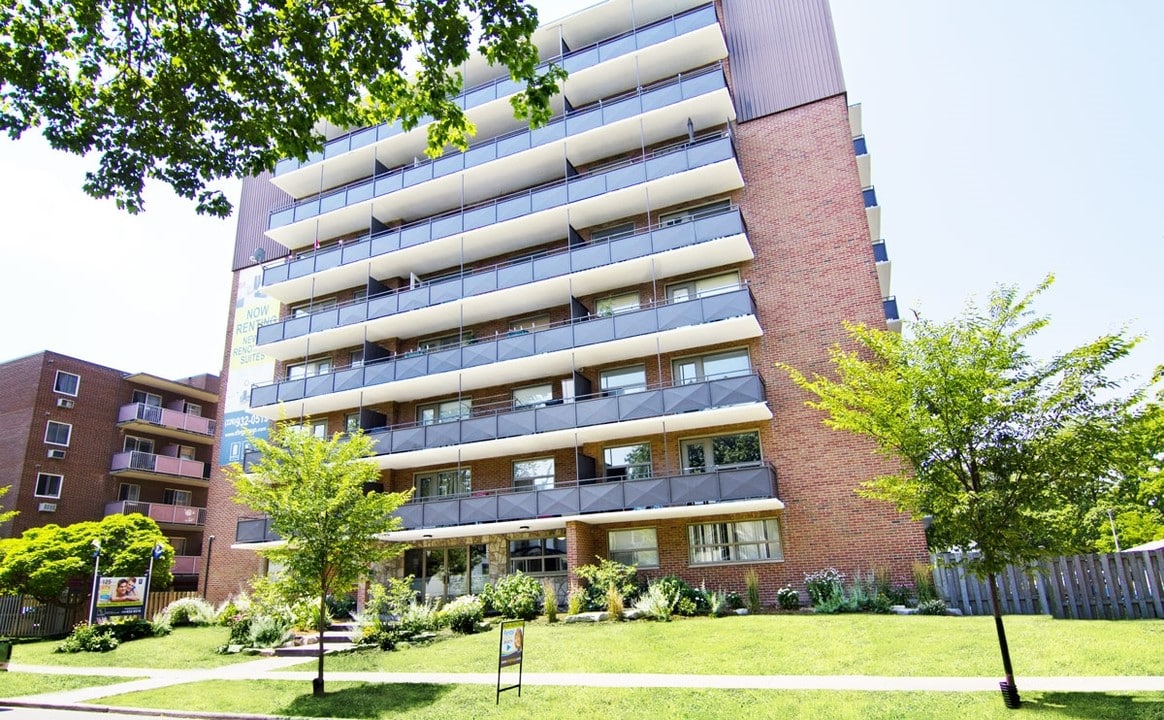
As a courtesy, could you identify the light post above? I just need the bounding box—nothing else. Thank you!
[1107,508,1121,552]
[87,539,101,625]
[202,535,215,599]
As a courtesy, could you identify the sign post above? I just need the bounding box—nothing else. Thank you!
[496,620,525,704]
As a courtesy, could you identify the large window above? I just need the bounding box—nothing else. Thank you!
[600,365,646,396]
[512,384,553,409]
[287,357,332,380]
[417,331,472,353]
[290,298,336,318]
[608,528,658,568]
[345,412,361,434]
[595,292,640,317]
[680,431,761,473]
[688,519,783,565]
[414,468,471,499]
[509,536,567,574]
[418,398,471,425]
[404,544,488,602]
[291,419,329,438]
[513,458,555,491]
[659,199,731,227]
[44,421,72,447]
[35,472,63,498]
[132,390,162,407]
[54,371,80,396]
[590,222,636,243]
[163,488,192,506]
[603,443,652,480]
[666,271,740,302]
[118,483,141,502]
[509,315,549,334]
[673,349,751,385]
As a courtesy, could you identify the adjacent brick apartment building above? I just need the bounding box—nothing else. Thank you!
[203,0,928,605]
[0,351,219,590]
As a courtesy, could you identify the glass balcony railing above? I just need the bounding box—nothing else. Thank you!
[249,286,758,409]
[883,296,900,322]
[269,66,729,230]
[862,187,878,208]
[256,207,746,347]
[104,501,207,526]
[272,3,720,177]
[262,131,738,288]
[117,402,216,436]
[853,136,867,156]
[110,451,209,480]
[394,462,779,531]
[872,240,888,263]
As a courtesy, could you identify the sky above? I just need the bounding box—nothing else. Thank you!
[0,0,1160,388]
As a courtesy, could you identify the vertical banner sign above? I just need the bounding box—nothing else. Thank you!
[220,265,280,466]
[496,620,525,704]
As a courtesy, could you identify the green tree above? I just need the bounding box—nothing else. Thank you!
[0,484,17,526]
[0,514,172,606]
[227,420,410,696]
[1,0,566,216]
[782,276,1143,704]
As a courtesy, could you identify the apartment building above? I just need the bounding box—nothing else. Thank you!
[203,0,926,605]
[0,351,219,590]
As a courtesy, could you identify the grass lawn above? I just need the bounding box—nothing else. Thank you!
[0,673,138,698]
[8,626,253,669]
[94,681,1164,719]
[311,614,1164,677]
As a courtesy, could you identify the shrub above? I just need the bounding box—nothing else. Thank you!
[482,571,542,620]
[870,592,894,614]
[917,598,948,616]
[804,568,844,606]
[605,581,624,620]
[441,595,484,634]
[707,590,728,618]
[913,562,937,603]
[398,599,443,637]
[289,598,332,633]
[885,584,912,607]
[104,618,156,641]
[247,614,293,648]
[567,588,586,615]
[56,623,119,653]
[574,558,638,611]
[724,591,744,610]
[744,568,761,613]
[654,576,706,616]
[634,582,676,621]
[325,594,357,620]
[542,579,558,623]
[158,597,217,627]
[776,586,800,610]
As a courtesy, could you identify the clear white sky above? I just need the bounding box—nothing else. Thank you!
[0,0,1160,387]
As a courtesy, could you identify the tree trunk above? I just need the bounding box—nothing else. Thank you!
[988,572,1021,709]
[313,592,326,696]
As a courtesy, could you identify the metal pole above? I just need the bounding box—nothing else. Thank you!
[87,540,101,625]
[202,535,216,599]
[1107,508,1121,552]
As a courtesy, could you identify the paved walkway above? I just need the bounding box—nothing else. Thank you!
[4,657,1164,719]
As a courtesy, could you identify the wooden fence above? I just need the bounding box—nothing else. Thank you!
[0,590,203,638]
[933,549,1164,619]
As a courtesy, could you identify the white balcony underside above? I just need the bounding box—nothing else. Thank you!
[253,311,763,419]
[264,157,744,304]
[384,496,786,543]
[866,205,880,244]
[260,231,753,362]
[876,259,891,299]
[856,153,871,188]
[371,400,771,470]
[273,19,729,200]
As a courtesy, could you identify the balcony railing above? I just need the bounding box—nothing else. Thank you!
[862,187,878,208]
[394,463,779,530]
[172,556,202,575]
[883,296,900,322]
[257,207,747,347]
[249,286,758,408]
[269,66,729,230]
[110,451,209,480]
[237,516,280,544]
[117,403,216,436]
[104,501,207,526]
[261,132,738,287]
[273,3,720,177]
[872,240,888,263]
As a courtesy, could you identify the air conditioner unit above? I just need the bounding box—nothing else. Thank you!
[56,398,75,409]
[38,502,57,512]
[46,449,67,459]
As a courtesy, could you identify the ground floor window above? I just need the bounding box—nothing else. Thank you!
[688,518,783,565]
[508,536,567,574]
[608,528,659,568]
[404,544,488,602]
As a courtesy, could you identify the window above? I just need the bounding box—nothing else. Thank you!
[680,431,761,473]
[54,371,80,396]
[163,488,192,506]
[666,271,740,302]
[184,402,202,417]
[595,292,639,317]
[590,222,636,243]
[345,412,361,433]
[349,349,364,368]
[688,518,783,565]
[291,420,329,438]
[404,544,488,601]
[118,483,141,502]
[414,468,471,499]
[178,445,196,461]
[417,332,471,353]
[132,390,162,407]
[290,297,337,318]
[659,199,731,227]
[44,421,72,447]
[508,536,567,574]
[513,458,555,491]
[513,384,553,409]
[168,536,187,556]
[609,528,659,567]
[673,349,751,385]
[35,472,63,498]
[600,365,646,396]
[418,398,471,425]
[124,435,155,454]
[509,315,549,334]
[603,443,652,480]
[287,357,332,380]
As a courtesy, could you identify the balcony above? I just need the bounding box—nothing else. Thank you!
[172,555,202,575]
[262,131,744,301]
[116,403,216,444]
[872,240,891,299]
[256,207,752,360]
[236,516,280,545]
[248,286,763,419]
[271,3,724,196]
[104,501,206,527]
[110,451,209,486]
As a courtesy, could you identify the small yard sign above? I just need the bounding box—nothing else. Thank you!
[496,620,525,703]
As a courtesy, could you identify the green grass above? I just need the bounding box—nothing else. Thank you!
[0,673,138,698]
[9,626,253,669]
[311,615,1164,677]
[93,681,1164,719]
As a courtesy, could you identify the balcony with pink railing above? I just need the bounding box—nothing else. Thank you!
[171,556,202,575]
[110,451,209,481]
[117,403,216,438]
[104,500,207,527]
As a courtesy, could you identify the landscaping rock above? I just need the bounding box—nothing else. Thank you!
[564,612,609,623]
[946,608,963,617]
[734,609,749,616]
